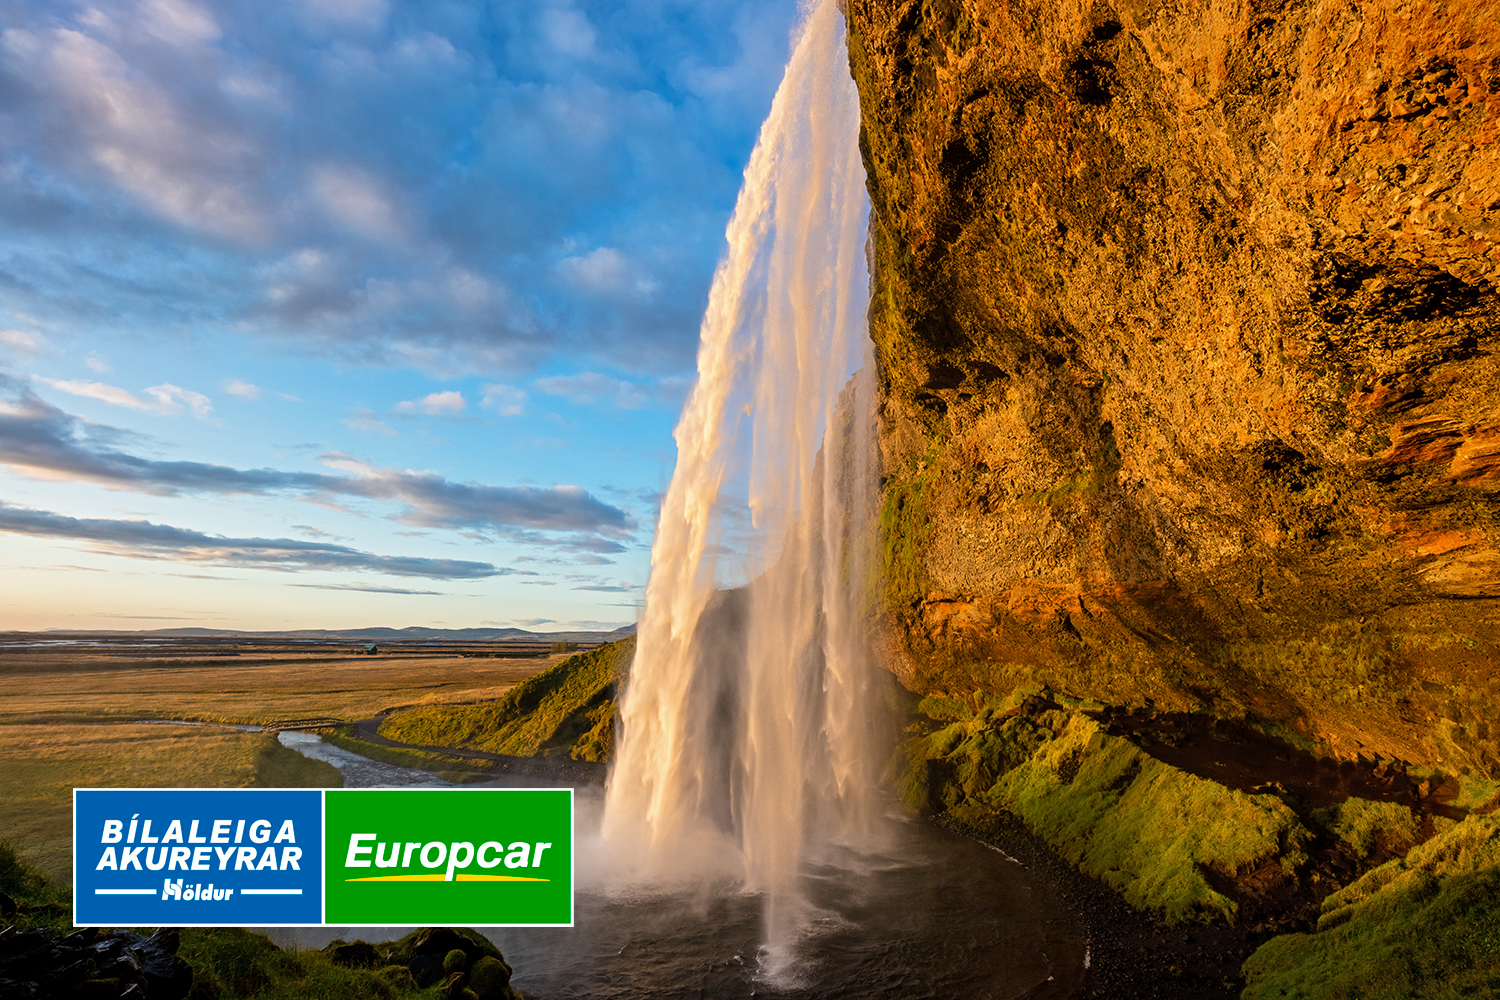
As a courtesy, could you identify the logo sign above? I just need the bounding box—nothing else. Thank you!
[74,789,322,927]
[73,787,574,927]
[324,788,573,927]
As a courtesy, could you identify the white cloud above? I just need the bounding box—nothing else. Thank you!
[311,164,403,242]
[558,247,656,299]
[25,26,269,240]
[143,383,213,419]
[571,579,637,591]
[480,384,526,416]
[341,407,396,436]
[33,377,213,418]
[393,31,460,69]
[140,0,222,46]
[533,371,689,410]
[219,72,284,106]
[395,390,465,416]
[224,379,261,399]
[33,376,141,411]
[540,5,596,57]
[444,268,495,311]
[84,352,111,373]
[0,330,45,357]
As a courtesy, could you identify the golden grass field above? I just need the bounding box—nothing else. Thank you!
[2,650,567,725]
[0,644,560,885]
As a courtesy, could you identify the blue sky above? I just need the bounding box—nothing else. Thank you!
[0,0,800,632]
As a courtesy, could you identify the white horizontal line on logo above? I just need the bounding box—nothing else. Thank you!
[240,889,303,895]
[94,889,158,895]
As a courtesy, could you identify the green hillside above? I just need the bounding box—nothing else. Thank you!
[379,636,632,762]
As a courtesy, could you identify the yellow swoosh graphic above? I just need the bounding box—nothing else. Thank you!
[345,874,549,883]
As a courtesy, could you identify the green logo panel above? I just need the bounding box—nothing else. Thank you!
[324,788,573,926]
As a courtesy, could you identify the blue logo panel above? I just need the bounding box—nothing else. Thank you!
[74,789,323,926]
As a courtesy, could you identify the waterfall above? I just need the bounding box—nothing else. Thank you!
[602,0,882,966]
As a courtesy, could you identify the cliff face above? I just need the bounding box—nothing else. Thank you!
[845,0,1500,774]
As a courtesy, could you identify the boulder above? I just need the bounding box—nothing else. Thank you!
[0,925,190,1000]
[324,939,380,969]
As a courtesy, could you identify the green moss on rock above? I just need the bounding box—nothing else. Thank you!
[990,715,1310,923]
[1243,816,1500,999]
[901,695,1313,924]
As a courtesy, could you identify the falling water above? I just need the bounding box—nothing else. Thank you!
[603,0,882,970]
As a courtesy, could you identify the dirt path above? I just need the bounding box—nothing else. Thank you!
[350,714,606,785]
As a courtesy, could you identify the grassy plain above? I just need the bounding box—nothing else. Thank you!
[0,643,560,885]
[2,724,340,888]
[1,649,566,726]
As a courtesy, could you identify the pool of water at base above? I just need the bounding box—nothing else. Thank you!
[277,732,1088,999]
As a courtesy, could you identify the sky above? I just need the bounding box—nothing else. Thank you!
[0,0,802,633]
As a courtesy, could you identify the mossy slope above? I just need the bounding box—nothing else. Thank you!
[1242,816,1500,999]
[380,637,631,761]
[991,714,1308,924]
[908,694,1310,924]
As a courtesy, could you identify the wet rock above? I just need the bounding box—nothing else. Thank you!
[386,927,505,988]
[469,954,522,1000]
[0,925,192,1000]
[136,930,192,1000]
[376,964,419,991]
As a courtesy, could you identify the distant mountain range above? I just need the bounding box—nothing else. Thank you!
[27,624,638,642]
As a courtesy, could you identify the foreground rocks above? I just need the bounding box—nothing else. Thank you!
[0,920,525,1000]
[0,926,192,1000]
[365,926,523,1000]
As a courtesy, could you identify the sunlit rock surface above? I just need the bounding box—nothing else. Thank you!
[846,0,1500,774]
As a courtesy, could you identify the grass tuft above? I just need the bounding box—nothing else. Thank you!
[1310,797,1420,859]
[179,928,449,1000]
[0,839,71,931]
